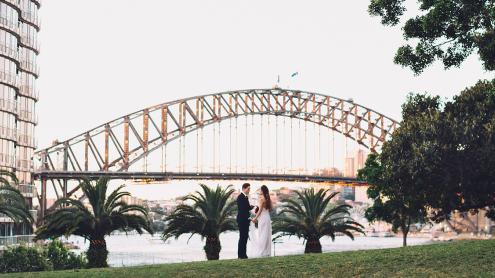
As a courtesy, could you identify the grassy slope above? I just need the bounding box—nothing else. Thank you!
[2,240,495,278]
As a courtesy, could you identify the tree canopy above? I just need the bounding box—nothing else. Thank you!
[360,79,495,237]
[358,93,440,246]
[368,0,495,74]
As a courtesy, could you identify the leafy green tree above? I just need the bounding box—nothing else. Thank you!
[35,178,153,268]
[0,170,33,224]
[162,184,237,260]
[273,188,364,253]
[427,80,495,221]
[358,94,440,246]
[368,0,495,74]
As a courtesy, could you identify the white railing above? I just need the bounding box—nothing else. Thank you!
[0,235,34,246]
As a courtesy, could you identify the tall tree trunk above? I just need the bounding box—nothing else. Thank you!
[87,238,109,268]
[305,237,322,253]
[204,236,221,260]
[402,229,408,247]
[402,218,411,247]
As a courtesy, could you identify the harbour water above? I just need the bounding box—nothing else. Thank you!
[68,233,431,267]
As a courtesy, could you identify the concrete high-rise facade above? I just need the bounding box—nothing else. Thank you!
[0,0,40,245]
[344,149,368,178]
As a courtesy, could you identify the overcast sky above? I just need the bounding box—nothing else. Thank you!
[37,0,493,148]
[35,0,495,200]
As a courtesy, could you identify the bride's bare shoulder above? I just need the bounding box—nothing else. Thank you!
[258,194,265,202]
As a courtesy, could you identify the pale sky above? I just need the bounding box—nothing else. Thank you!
[37,0,493,150]
[36,1,494,200]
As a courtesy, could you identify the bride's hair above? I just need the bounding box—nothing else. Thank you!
[260,185,272,211]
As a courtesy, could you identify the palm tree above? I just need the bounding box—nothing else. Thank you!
[35,178,153,268]
[163,184,237,260]
[273,188,364,253]
[0,170,33,224]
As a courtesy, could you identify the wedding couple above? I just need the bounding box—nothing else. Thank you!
[236,183,272,259]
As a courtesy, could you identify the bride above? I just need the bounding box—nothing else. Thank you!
[249,185,272,258]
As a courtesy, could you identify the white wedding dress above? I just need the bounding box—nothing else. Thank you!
[249,207,272,258]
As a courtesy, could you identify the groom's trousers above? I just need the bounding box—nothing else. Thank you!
[238,220,249,259]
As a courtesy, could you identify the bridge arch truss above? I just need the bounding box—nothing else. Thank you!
[36,89,398,175]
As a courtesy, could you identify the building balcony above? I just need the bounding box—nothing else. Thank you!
[0,235,34,247]
[18,85,39,101]
[16,159,33,172]
[0,17,19,36]
[16,109,37,125]
[21,11,40,29]
[19,60,39,76]
[0,70,18,88]
[0,98,16,114]
[0,44,18,61]
[0,153,15,168]
[20,36,39,53]
[16,133,36,148]
[3,0,20,10]
[0,126,16,141]
[0,213,14,223]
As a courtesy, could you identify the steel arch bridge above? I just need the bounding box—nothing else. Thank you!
[34,89,398,217]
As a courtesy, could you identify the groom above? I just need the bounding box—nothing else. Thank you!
[237,183,255,259]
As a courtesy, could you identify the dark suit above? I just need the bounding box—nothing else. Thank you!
[237,193,253,259]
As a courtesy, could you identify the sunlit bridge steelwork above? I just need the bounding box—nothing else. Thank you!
[33,89,398,219]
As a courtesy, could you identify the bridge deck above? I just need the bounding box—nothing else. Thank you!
[34,171,367,185]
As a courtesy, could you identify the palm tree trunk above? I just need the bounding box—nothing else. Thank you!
[87,238,109,268]
[204,236,221,260]
[305,237,322,253]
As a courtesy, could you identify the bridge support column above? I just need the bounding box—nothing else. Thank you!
[41,177,47,224]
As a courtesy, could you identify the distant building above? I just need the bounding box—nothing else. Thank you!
[344,157,355,178]
[355,149,366,172]
[317,167,343,177]
[0,0,41,246]
[344,149,368,178]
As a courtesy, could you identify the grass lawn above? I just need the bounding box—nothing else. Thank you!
[2,239,495,278]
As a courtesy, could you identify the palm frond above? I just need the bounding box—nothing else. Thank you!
[163,184,237,242]
[37,178,152,240]
[274,187,364,242]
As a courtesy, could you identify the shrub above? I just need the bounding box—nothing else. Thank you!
[0,244,52,273]
[47,240,86,270]
[0,240,86,273]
